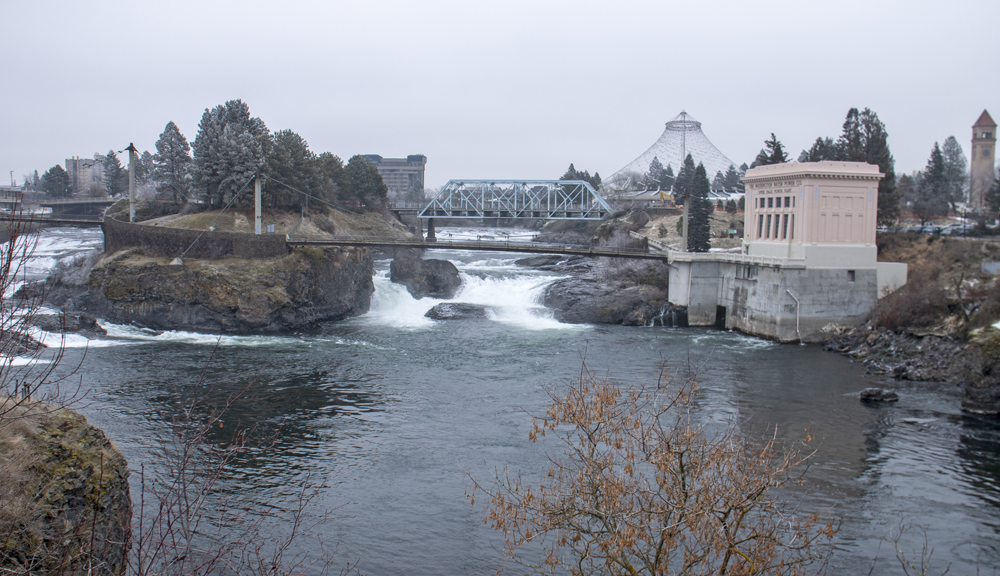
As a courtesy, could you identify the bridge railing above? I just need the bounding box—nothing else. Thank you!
[285,234,664,259]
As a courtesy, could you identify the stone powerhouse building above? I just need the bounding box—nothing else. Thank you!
[667,161,907,342]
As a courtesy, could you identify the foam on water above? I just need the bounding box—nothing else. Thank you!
[453,272,579,330]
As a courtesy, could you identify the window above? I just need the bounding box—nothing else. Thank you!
[768,197,773,208]
[792,196,795,207]
[782,214,789,239]
[791,214,795,239]
[986,149,992,157]
[986,131,993,139]
[758,214,764,238]
[766,215,772,238]
[784,196,790,207]
[848,270,856,282]
[760,198,765,208]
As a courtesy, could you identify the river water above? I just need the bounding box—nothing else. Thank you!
[21,226,1000,575]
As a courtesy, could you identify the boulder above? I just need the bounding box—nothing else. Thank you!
[860,387,900,402]
[390,248,462,299]
[514,255,564,268]
[425,303,489,320]
[31,313,107,336]
[0,403,131,575]
[544,277,667,325]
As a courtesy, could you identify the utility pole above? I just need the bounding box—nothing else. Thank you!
[126,143,138,222]
[254,173,262,234]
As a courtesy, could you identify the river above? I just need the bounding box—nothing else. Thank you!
[21,225,1000,575]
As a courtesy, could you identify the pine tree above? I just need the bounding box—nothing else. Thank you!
[318,152,350,203]
[712,170,725,191]
[908,144,950,224]
[41,165,70,198]
[192,100,270,208]
[662,165,675,192]
[835,107,898,225]
[754,134,789,166]
[941,136,968,210]
[560,163,602,190]
[673,154,697,201]
[136,150,155,186]
[265,129,322,209]
[103,150,127,196]
[646,157,666,190]
[687,163,712,252]
[344,155,388,207]
[153,121,193,204]
[722,164,741,193]
[798,137,837,162]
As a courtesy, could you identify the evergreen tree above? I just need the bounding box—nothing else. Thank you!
[662,165,675,192]
[646,157,666,190]
[722,164,742,193]
[687,163,712,252]
[265,129,322,209]
[559,163,603,190]
[907,144,950,224]
[712,170,725,191]
[725,198,737,213]
[798,137,837,162]
[318,152,350,203]
[153,121,193,204]
[344,155,388,207]
[136,150,155,186]
[41,165,70,198]
[986,168,1000,215]
[673,154,697,201]
[738,196,745,211]
[192,99,270,208]
[835,107,898,225]
[941,135,968,210]
[103,150,128,196]
[753,134,789,166]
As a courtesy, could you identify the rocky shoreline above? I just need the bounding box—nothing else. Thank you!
[824,323,1000,415]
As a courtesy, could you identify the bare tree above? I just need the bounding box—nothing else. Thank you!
[469,362,836,575]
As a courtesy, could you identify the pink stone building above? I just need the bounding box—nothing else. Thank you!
[666,161,907,342]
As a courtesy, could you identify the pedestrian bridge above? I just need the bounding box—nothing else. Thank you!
[418,180,611,220]
[286,235,666,260]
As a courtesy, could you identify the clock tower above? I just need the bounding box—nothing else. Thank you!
[970,110,997,210]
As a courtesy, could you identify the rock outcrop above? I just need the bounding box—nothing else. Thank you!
[425,303,489,320]
[0,402,130,575]
[390,248,461,299]
[514,254,670,326]
[86,246,374,333]
[961,327,1000,414]
[543,277,667,325]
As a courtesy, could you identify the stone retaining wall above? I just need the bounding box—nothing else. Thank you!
[103,214,287,259]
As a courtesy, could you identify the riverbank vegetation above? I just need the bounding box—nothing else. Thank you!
[469,363,836,575]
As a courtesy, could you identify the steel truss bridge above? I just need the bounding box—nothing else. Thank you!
[286,235,666,260]
[418,180,611,220]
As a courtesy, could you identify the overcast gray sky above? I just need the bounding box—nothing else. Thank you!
[3,0,997,189]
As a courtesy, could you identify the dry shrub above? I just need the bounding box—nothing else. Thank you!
[871,269,950,330]
[469,363,835,576]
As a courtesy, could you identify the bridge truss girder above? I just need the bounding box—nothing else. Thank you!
[418,180,611,220]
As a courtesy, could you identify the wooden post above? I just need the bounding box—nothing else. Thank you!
[254,174,262,235]
[126,143,138,222]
